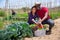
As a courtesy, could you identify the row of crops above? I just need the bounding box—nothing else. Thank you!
[0,10,60,20]
[0,22,33,40]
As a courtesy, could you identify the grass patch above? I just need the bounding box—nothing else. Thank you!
[0,21,4,29]
[16,12,28,18]
[50,13,60,20]
[0,10,6,17]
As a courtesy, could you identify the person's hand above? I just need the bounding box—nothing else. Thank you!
[38,18,42,23]
[38,22,41,24]
[37,21,41,24]
[34,21,41,25]
[35,22,39,25]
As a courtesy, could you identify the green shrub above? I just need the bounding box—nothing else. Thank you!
[0,10,5,17]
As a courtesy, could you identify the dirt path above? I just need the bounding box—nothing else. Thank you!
[25,19,60,40]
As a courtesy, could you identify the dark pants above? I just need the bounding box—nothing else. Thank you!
[42,19,54,31]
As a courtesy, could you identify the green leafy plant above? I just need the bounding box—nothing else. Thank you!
[0,22,33,40]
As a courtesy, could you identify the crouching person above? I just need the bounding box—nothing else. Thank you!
[35,2,54,35]
[27,6,39,36]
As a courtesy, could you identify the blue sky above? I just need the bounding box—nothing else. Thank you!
[0,0,60,9]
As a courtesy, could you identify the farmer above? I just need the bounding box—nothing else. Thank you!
[11,10,16,16]
[34,2,54,35]
[28,6,39,25]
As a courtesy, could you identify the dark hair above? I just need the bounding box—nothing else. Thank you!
[31,6,36,13]
[31,6,36,10]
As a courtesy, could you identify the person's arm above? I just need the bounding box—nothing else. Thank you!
[28,13,37,24]
[38,18,42,24]
[32,18,42,24]
[41,7,48,22]
[41,12,48,22]
[32,19,37,24]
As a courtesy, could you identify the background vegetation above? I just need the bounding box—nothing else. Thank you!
[0,7,60,29]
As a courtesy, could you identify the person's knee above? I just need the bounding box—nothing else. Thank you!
[49,21,54,27]
[47,20,54,27]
